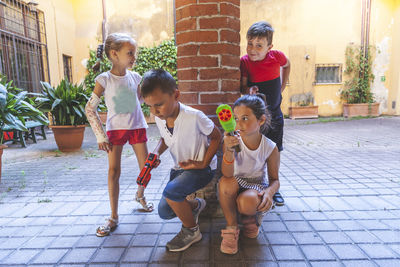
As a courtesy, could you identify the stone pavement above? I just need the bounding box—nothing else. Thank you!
[0,117,399,266]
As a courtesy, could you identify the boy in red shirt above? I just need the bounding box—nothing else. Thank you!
[240,21,290,206]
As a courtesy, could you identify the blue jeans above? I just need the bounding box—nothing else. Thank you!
[158,167,214,220]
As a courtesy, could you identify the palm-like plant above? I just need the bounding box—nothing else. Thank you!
[0,83,49,144]
[36,80,89,126]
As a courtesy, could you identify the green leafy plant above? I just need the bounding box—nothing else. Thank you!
[35,80,89,126]
[141,103,151,117]
[340,44,375,104]
[0,81,48,145]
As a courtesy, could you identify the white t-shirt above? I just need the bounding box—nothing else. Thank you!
[155,103,217,170]
[95,70,147,131]
[234,135,276,178]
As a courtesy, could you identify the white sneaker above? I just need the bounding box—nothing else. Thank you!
[192,198,206,224]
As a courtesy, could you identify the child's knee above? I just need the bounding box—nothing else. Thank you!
[219,176,238,196]
[158,198,176,220]
[237,191,259,215]
[108,166,121,180]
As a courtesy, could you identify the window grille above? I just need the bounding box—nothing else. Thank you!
[315,64,342,84]
[63,54,72,82]
[0,0,49,92]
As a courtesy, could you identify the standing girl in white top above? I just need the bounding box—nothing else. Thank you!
[218,94,280,254]
[85,33,155,237]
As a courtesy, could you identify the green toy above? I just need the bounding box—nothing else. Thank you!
[216,104,241,152]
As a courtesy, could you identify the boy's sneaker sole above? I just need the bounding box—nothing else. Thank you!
[167,232,202,252]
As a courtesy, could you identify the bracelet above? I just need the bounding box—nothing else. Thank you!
[223,154,234,164]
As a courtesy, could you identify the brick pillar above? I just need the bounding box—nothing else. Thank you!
[175,0,241,217]
[176,0,241,122]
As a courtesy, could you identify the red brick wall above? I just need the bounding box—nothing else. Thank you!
[175,0,241,120]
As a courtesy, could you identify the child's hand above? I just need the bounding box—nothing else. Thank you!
[249,86,259,95]
[98,142,112,153]
[179,160,205,170]
[223,131,240,152]
[257,190,274,212]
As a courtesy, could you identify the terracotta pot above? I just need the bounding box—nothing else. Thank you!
[145,113,156,124]
[0,144,7,183]
[98,111,107,125]
[289,106,319,119]
[49,125,85,152]
[343,103,380,118]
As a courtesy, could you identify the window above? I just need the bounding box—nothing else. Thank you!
[0,0,49,92]
[315,64,342,84]
[63,54,72,82]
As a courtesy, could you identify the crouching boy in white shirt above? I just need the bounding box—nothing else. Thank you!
[140,69,221,252]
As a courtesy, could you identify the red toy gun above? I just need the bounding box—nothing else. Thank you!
[136,153,159,188]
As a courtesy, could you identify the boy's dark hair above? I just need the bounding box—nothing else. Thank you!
[234,94,271,132]
[140,69,177,98]
[247,21,274,45]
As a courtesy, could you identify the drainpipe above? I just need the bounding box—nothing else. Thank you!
[102,0,106,43]
[365,0,371,58]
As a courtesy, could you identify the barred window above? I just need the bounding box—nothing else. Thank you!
[63,54,72,82]
[0,0,49,92]
[315,64,342,84]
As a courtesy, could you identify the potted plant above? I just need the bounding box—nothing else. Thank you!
[0,83,48,182]
[340,44,379,117]
[288,92,318,119]
[36,80,88,152]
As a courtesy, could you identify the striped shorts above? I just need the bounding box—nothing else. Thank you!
[235,176,269,193]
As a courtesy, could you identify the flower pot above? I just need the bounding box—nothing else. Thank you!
[289,106,319,119]
[98,111,107,125]
[343,103,380,118]
[49,125,86,152]
[0,144,7,183]
[145,113,156,124]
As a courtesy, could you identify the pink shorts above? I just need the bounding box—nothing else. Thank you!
[106,128,147,145]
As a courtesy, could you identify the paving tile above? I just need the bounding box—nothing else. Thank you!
[102,234,132,247]
[62,248,97,264]
[342,260,377,267]
[271,245,304,260]
[91,247,125,263]
[182,245,209,261]
[301,244,336,260]
[373,259,400,267]
[135,223,162,234]
[21,236,56,248]
[329,244,368,259]
[285,221,313,232]
[0,249,40,264]
[309,221,338,231]
[292,232,323,244]
[370,230,400,243]
[121,247,153,262]
[31,248,68,264]
[344,230,380,243]
[310,261,342,267]
[358,244,397,259]
[265,232,296,245]
[0,237,30,249]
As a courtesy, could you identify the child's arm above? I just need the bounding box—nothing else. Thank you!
[257,146,280,212]
[281,58,291,93]
[85,82,111,152]
[240,76,249,95]
[153,137,168,157]
[221,132,240,177]
[179,126,222,170]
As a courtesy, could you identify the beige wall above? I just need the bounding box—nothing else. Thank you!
[240,0,400,116]
[36,0,174,86]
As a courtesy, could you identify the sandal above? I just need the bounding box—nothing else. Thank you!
[135,191,154,212]
[96,217,118,237]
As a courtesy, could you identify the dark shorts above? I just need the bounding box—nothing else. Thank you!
[106,128,147,145]
[158,167,215,220]
[262,117,283,152]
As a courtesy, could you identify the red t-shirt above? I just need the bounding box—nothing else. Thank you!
[240,50,288,83]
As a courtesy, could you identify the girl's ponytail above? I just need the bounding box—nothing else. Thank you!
[92,44,104,72]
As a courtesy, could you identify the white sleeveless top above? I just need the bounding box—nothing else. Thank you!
[95,70,147,131]
[234,135,276,178]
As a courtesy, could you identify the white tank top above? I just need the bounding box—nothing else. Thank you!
[95,70,147,131]
[234,135,276,178]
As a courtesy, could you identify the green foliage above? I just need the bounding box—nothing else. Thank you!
[132,38,177,80]
[141,103,151,117]
[340,44,375,104]
[35,80,89,126]
[0,79,49,144]
[84,49,112,91]
[290,92,314,107]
